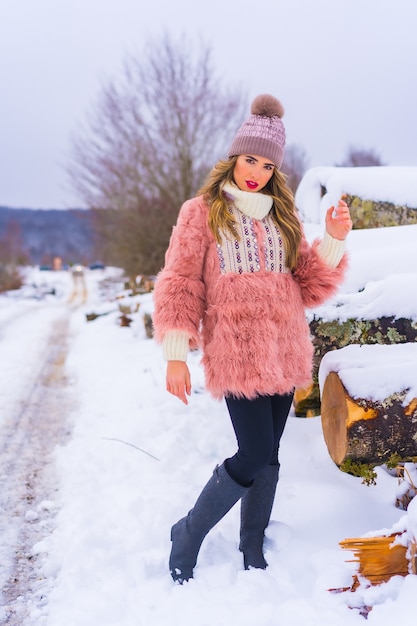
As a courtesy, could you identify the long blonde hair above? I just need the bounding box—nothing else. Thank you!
[198,157,302,270]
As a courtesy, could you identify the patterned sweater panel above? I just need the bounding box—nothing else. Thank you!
[216,205,289,275]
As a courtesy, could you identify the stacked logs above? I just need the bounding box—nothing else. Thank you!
[318,344,417,468]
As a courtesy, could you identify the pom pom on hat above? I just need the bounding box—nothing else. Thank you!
[228,94,286,169]
[251,94,284,119]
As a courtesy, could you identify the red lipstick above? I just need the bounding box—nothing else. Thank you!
[246,180,258,190]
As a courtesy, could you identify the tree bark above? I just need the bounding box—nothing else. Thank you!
[321,371,417,466]
[293,316,417,417]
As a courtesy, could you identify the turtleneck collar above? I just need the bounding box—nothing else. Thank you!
[222,182,273,221]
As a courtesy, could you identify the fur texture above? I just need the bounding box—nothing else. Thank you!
[153,196,348,400]
[251,94,284,119]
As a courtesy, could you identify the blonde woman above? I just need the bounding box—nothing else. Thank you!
[153,94,352,583]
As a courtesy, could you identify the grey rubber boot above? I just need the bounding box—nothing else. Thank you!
[239,463,280,570]
[169,462,249,583]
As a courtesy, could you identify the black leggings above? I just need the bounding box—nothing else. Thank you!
[224,392,294,487]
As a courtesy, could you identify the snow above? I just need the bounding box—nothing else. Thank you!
[1,166,417,624]
[319,344,417,405]
[296,165,417,224]
[299,168,417,319]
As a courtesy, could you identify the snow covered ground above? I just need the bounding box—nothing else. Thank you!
[0,261,414,625]
[1,166,417,624]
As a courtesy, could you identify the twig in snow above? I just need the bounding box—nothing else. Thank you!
[102,437,160,461]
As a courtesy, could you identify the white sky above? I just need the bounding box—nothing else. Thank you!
[1,0,417,209]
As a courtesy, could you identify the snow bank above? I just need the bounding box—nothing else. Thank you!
[319,343,417,405]
[296,166,417,224]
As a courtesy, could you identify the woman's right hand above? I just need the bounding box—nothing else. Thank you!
[166,360,192,405]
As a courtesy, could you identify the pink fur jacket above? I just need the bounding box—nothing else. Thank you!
[153,193,348,400]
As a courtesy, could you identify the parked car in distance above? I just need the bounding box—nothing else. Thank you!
[89,262,106,270]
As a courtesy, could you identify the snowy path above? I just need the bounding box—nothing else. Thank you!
[0,315,71,623]
[0,272,88,623]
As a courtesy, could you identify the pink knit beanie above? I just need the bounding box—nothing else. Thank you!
[228,94,286,169]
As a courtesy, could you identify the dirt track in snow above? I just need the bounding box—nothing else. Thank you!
[0,275,87,624]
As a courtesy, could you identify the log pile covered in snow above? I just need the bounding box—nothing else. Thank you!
[293,166,417,417]
[318,344,417,467]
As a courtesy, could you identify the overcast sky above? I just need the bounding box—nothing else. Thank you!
[1,0,416,209]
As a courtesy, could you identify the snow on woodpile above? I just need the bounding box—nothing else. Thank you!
[290,167,417,417]
[296,166,417,225]
[296,166,417,319]
[318,343,417,405]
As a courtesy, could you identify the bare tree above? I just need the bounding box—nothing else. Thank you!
[281,144,309,194]
[67,35,246,276]
[0,220,28,266]
[336,145,385,167]
[0,220,27,292]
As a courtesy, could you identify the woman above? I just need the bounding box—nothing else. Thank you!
[153,94,352,583]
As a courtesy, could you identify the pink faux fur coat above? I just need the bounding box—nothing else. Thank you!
[153,195,348,400]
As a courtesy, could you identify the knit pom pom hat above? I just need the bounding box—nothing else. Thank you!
[228,94,286,169]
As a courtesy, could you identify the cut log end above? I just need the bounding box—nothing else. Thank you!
[320,372,349,465]
[293,383,320,417]
[321,370,417,467]
[340,533,414,586]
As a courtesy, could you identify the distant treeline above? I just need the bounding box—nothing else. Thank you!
[0,207,96,266]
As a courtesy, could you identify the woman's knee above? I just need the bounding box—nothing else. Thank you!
[226,445,274,485]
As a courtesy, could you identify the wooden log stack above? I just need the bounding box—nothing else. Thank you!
[293,316,417,417]
[318,344,417,467]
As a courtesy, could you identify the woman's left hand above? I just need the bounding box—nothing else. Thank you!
[325,198,353,241]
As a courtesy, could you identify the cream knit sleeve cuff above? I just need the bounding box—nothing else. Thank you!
[316,231,346,268]
[161,330,190,361]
